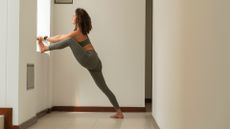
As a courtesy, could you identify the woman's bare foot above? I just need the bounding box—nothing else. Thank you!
[37,37,48,53]
[110,113,124,119]
[110,109,124,119]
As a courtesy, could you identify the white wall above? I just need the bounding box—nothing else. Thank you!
[19,0,37,124]
[0,0,52,125]
[0,0,8,107]
[52,0,146,107]
[19,0,52,125]
[152,0,184,128]
[0,0,20,125]
[152,0,230,129]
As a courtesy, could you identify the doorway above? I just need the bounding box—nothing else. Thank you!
[145,0,153,112]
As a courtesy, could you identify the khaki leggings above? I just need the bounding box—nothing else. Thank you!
[48,38,120,109]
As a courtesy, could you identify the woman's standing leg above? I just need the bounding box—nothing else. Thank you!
[88,59,124,118]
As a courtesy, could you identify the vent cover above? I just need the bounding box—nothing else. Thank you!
[27,64,35,90]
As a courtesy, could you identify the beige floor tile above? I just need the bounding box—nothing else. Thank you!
[65,118,96,129]
[93,118,124,129]
[27,112,156,129]
[120,118,155,129]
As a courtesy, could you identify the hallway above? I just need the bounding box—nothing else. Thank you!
[1,0,230,129]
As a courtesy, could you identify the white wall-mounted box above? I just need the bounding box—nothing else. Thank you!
[0,115,4,129]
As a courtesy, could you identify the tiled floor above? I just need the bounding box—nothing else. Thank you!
[28,111,157,129]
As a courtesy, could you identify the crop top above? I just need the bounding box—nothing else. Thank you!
[78,38,91,47]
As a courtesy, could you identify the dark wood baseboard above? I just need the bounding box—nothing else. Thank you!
[19,116,37,129]
[0,108,52,129]
[145,98,152,103]
[51,106,146,112]
[36,108,52,119]
[19,108,52,129]
[0,108,19,129]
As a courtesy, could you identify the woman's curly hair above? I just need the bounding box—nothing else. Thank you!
[74,8,92,35]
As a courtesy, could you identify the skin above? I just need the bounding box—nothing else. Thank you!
[37,15,94,53]
[37,14,124,119]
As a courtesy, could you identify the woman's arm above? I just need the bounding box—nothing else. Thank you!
[46,31,78,43]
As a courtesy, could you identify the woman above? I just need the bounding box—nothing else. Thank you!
[37,8,124,119]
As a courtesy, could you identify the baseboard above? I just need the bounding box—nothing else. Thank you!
[51,106,146,112]
[0,108,51,129]
[150,115,160,129]
[19,116,37,129]
[19,108,52,129]
[36,108,52,119]
[145,98,152,103]
[0,108,19,129]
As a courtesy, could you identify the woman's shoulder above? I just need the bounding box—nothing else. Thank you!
[70,29,88,37]
[69,30,79,37]
[70,31,89,42]
[64,30,78,40]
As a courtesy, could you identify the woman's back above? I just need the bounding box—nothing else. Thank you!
[72,29,94,51]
